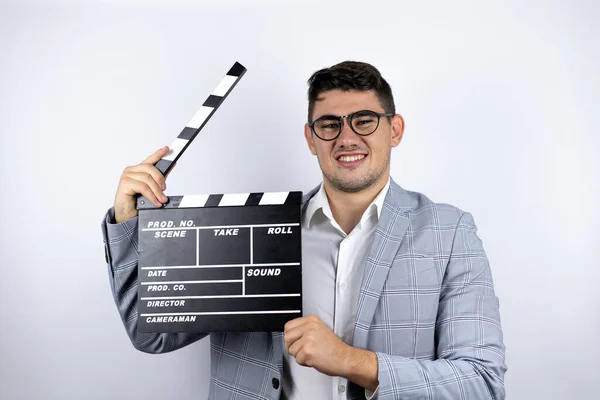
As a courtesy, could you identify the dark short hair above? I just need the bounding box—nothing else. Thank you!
[307,61,395,122]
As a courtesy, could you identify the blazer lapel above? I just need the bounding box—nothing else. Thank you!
[271,181,412,351]
[352,180,411,349]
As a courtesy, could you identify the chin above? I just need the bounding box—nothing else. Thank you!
[326,174,380,193]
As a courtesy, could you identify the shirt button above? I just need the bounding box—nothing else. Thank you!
[340,283,346,290]
[338,384,346,393]
[272,377,280,389]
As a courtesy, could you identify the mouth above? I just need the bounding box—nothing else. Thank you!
[335,153,367,168]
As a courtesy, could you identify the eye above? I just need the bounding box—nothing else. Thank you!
[316,119,341,131]
[352,111,378,130]
[354,116,376,126]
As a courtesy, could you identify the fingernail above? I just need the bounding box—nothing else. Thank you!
[162,195,168,202]
[161,183,166,190]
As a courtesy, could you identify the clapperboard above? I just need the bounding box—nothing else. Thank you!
[136,62,303,333]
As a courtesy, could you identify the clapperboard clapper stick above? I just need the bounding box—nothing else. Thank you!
[154,61,247,177]
[136,62,303,333]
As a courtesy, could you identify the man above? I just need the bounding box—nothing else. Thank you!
[102,61,506,399]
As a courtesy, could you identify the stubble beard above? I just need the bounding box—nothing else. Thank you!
[322,150,391,193]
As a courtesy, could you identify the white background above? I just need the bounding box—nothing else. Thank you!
[0,0,598,399]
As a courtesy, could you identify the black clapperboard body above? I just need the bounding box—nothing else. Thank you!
[136,63,303,333]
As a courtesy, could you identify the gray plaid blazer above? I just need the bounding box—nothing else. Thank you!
[101,179,506,399]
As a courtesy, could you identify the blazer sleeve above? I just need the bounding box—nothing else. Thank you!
[101,207,207,353]
[374,212,506,399]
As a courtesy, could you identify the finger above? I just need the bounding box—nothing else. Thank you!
[285,315,323,334]
[294,347,309,366]
[128,164,168,191]
[284,316,310,332]
[283,326,305,351]
[122,178,163,208]
[141,146,170,165]
[128,171,168,202]
[123,172,168,203]
[287,336,308,359]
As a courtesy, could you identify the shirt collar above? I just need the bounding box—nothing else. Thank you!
[304,178,391,229]
[371,177,390,220]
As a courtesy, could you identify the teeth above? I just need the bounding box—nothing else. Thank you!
[339,155,365,162]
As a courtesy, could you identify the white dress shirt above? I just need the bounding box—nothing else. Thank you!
[282,179,390,400]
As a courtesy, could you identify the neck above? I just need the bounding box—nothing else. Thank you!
[323,175,389,235]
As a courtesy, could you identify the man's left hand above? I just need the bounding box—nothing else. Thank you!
[284,315,349,376]
[284,315,379,391]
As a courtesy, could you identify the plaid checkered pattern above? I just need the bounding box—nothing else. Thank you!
[101,179,506,399]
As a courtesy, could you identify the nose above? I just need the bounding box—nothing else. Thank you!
[337,117,359,145]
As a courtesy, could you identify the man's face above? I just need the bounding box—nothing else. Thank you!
[304,89,404,193]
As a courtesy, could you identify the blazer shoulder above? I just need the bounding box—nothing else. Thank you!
[389,182,467,228]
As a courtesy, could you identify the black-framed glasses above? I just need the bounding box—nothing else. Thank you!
[308,110,394,141]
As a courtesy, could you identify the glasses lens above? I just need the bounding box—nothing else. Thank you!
[314,118,341,140]
[351,111,379,135]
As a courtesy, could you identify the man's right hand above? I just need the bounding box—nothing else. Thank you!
[113,146,174,223]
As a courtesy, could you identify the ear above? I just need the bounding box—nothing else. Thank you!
[304,124,318,155]
[390,114,404,148]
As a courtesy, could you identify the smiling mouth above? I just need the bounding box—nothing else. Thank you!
[337,154,366,162]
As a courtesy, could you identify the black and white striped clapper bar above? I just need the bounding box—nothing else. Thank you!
[136,62,303,333]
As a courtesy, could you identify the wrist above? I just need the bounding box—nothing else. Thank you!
[114,202,137,223]
[339,342,355,377]
[342,347,378,392]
